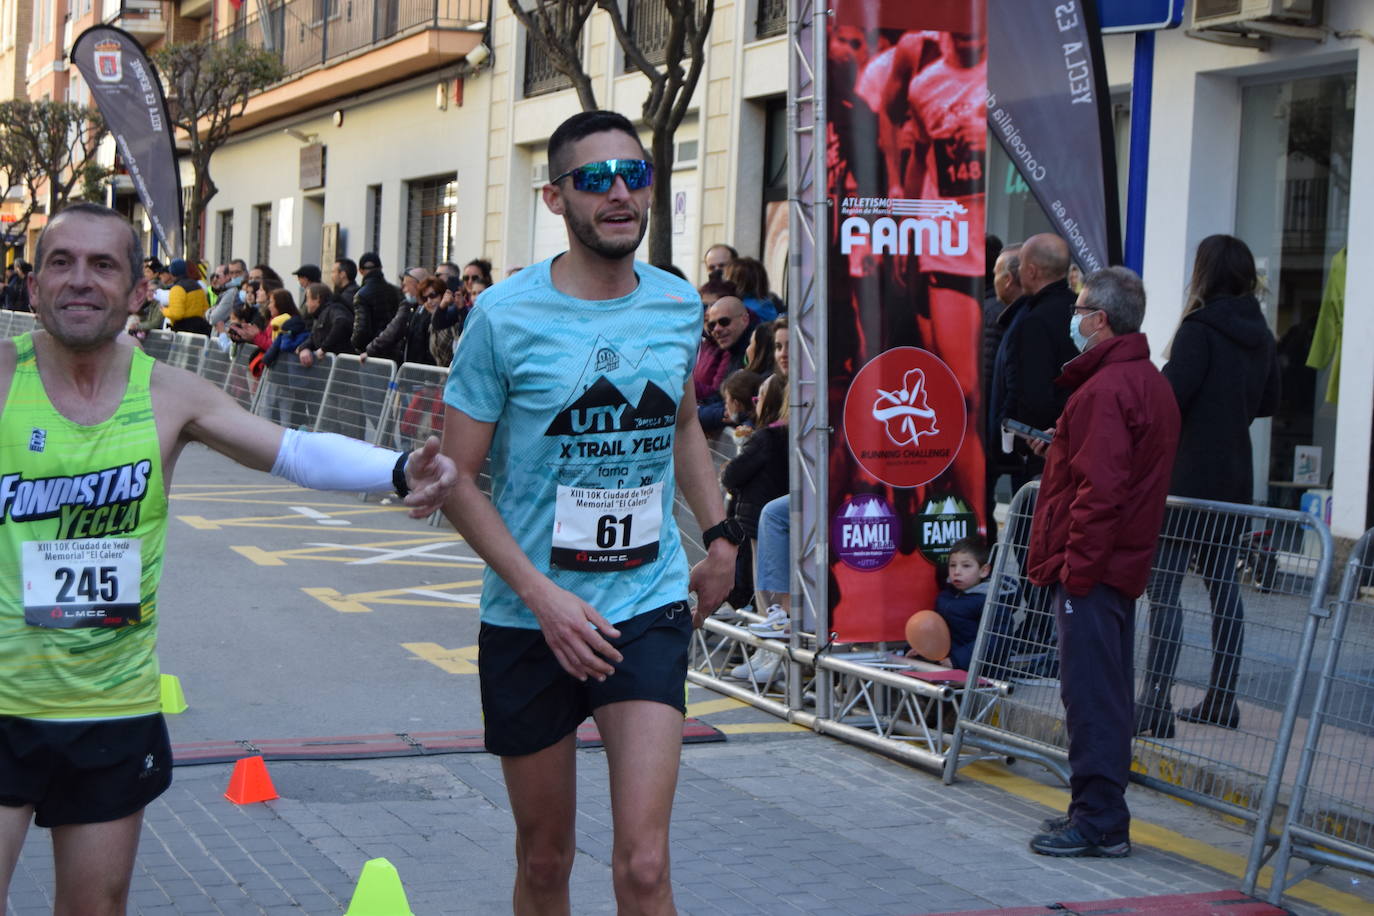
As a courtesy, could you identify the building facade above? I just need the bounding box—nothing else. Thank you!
[5,0,1368,538]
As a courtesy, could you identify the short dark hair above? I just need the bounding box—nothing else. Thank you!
[547,110,644,181]
[334,257,357,283]
[698,278,739,302]
[230,258,248,272]
[948,536,989,567]
[721,369,762,408]
[253,263,283,285]
[654,263,686,281]
[419,276,446,299]
[36,202,142,287]
[465,258,493,286]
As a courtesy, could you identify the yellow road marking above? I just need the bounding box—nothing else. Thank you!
[180,516,423,535]
[714,722,808,735]
[403,642,479,674]
[302,581,484,613]
[686,697,746,717]
[225,535,474,568]
[960,762,1369,913]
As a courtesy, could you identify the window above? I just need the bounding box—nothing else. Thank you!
[253,203,272,267]
[1234,70,1355,508]
[756,0,786,40]
[625,0,669,72]
[365,184,382,255]
[523,27,574,97]
[405,175,457,270]
[217,210,234,267]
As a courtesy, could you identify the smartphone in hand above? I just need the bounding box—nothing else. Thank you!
[1003,419,1053,444]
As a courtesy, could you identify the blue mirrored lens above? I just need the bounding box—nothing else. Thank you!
[570,159,653,192]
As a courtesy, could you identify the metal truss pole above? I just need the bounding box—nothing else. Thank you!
[786,0,830,717]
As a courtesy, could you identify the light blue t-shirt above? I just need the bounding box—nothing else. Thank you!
[444,256,703,629]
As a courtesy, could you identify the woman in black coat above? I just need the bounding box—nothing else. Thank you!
[1137,235,1280,737]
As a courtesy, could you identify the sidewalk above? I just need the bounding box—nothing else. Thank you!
[8,714,1370,914]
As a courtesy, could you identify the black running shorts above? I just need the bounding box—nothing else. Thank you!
[478,600,692,757]
[0,714,173,827]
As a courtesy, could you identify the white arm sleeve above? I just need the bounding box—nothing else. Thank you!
[270,428,403,493]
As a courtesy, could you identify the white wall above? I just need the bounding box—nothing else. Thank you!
[208,74,494,275]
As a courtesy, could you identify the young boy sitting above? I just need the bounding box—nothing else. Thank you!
[906,536,1011,671]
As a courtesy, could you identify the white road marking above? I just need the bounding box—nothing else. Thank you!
[305,541,487,565]
[290,506,351,526]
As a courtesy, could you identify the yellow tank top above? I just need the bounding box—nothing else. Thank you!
[0,333,167,718]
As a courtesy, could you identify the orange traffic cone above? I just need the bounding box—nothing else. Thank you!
[224,755,279,804]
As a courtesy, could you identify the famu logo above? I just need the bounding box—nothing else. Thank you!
[916,495,977,564]
[838,198,970,258]
[0,460,151,539]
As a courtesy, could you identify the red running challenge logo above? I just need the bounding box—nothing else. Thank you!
[842,347,965,488]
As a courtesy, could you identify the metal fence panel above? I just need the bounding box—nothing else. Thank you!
[4,311,36,337]
[141,329,177,363]
[945,481,1334,895]
[377,362,448,452]
[168,332,210,374]
[1268,527,1374,901]
[315,354,396,442]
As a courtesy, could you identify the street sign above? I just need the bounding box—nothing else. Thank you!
[1098,0,1185,33]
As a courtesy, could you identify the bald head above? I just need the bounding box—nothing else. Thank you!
[1018,233,1070,296]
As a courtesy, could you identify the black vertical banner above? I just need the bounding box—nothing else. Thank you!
[71,26,183,259]
[986,0,1121,271]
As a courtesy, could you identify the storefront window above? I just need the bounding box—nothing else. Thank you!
[1234,70,1355,508]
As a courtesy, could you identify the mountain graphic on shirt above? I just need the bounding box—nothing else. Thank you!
[544,338,678,437]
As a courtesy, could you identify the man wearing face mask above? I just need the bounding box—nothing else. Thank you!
[1024,267,1179,859]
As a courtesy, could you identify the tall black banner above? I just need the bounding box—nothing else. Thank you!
[71,26,183,259]
[987,0,1120,271]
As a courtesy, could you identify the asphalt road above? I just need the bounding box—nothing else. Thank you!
[158,444,488,744]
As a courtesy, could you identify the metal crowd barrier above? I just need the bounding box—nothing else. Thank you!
[683,430,1010,775]
[1267,527,1374,901]
[944,481,1335,896]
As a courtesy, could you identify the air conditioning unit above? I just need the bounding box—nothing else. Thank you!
[1191,0,1319,30]
[531,163,549,186]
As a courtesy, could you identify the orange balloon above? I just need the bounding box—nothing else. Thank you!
[905,610,951,662]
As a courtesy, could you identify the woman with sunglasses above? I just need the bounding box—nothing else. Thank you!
[431,259,491,365]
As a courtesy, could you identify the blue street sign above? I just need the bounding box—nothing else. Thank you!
[1098,0,1185,33]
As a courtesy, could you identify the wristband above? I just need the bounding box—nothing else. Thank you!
[393,453,410,498]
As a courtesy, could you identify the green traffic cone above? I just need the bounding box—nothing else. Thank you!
[160,673,188,715]
[345,858,414,916]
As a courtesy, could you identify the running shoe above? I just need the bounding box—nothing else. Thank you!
[747,605,790,638]
[729,649,782,685]
[1029,824,1130,858]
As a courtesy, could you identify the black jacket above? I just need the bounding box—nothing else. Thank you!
[720,424,789,536]
[350,271,400,353]
[1006,278,1079,433]
[368,299,435,366]
[335,280,359,312]
[303,297,355,354]
[1163,295,1279,502]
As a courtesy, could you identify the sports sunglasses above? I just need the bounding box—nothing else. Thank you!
[552,158,654,193]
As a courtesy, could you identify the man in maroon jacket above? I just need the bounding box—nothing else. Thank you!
[1025,266,1180,858]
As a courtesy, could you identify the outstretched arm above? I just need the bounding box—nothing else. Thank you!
[164,363,455,518]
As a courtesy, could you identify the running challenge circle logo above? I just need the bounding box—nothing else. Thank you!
[842,347,965,488]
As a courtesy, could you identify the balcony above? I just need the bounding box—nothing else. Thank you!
[215,0,487,129]
[103,0,166,47]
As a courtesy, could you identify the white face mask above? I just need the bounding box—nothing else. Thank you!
[1069,310,1096,352]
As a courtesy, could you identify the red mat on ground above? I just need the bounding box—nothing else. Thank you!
[917,889,1289,916]
[171,718,725,766]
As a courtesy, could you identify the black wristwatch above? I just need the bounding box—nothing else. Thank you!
[702,518,746,550]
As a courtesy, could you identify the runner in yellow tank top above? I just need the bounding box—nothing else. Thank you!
[0,203,457,913]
